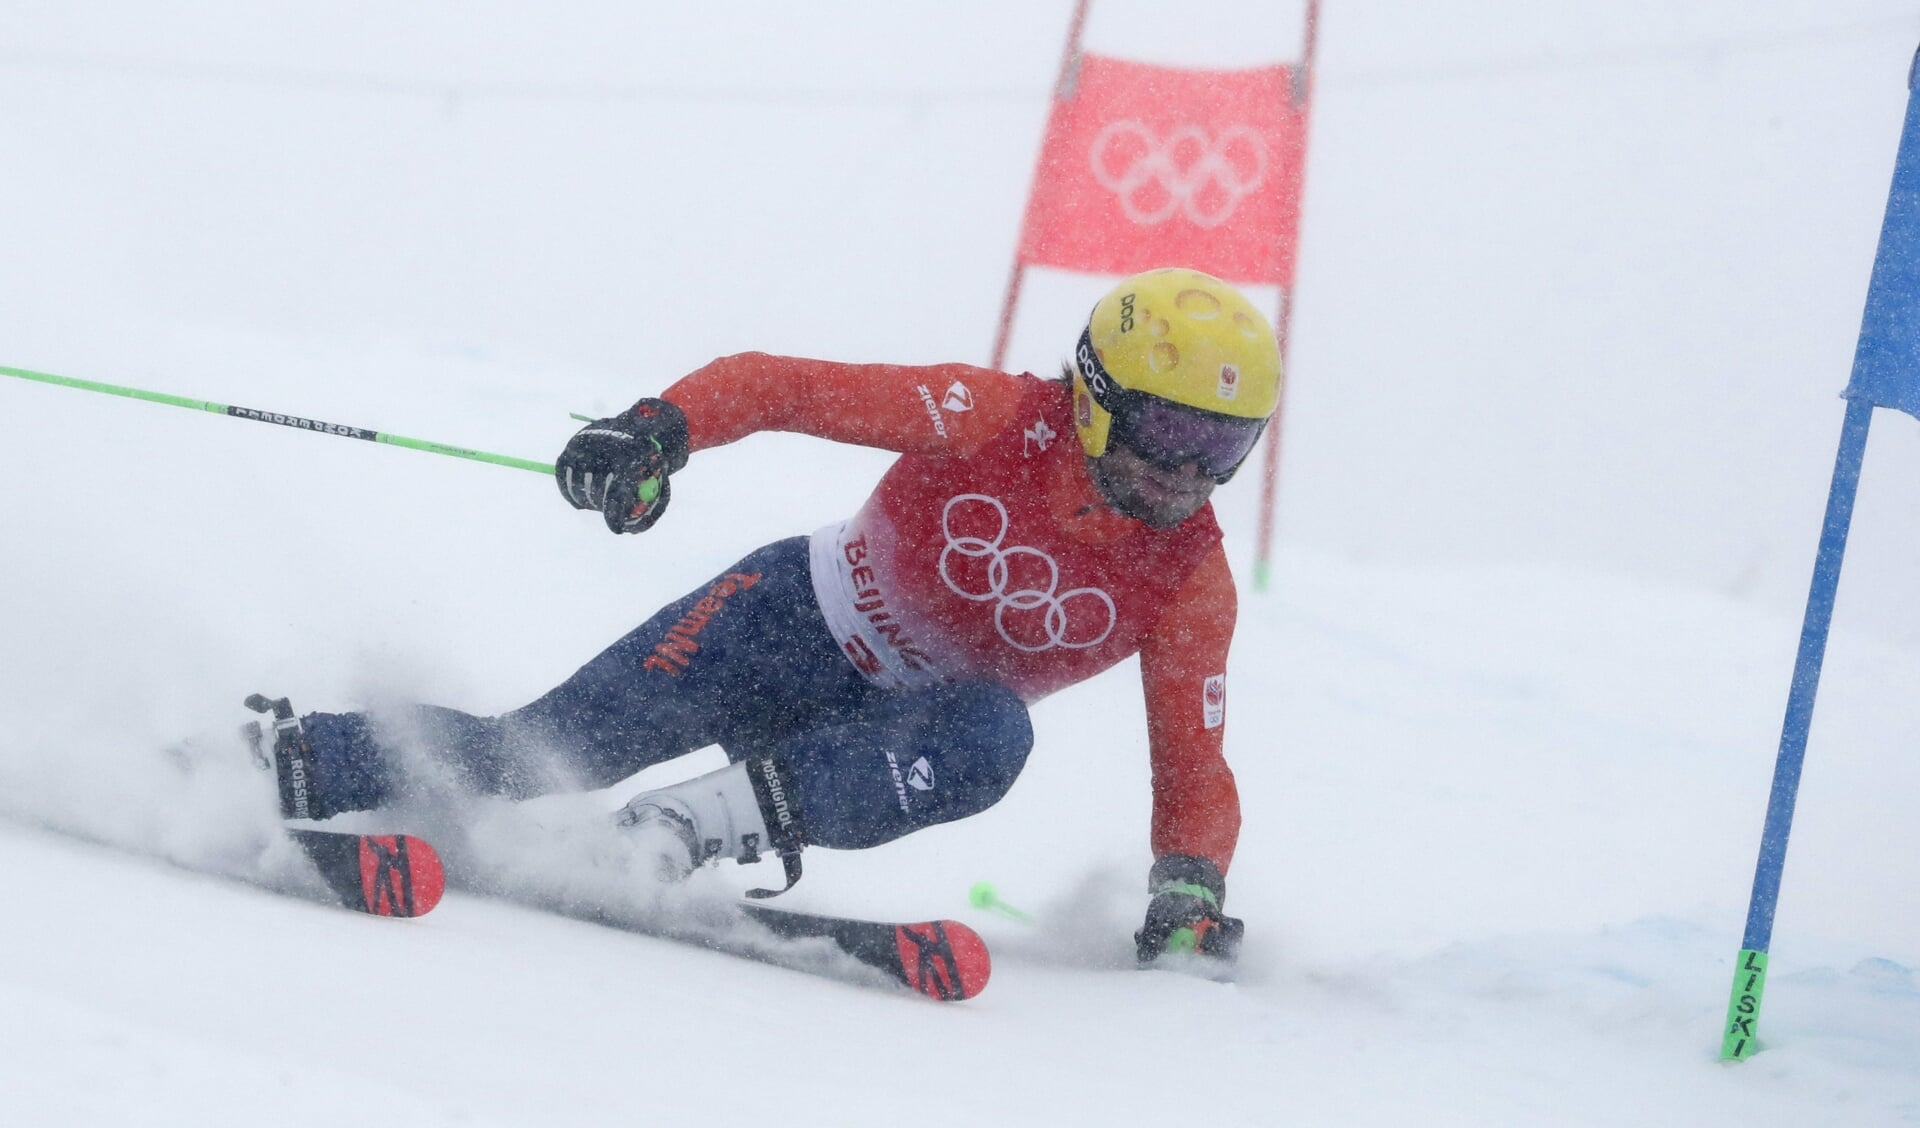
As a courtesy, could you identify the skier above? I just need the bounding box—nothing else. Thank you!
[267,266,1278,966]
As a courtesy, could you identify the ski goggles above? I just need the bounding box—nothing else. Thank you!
[1076,330,1266,483]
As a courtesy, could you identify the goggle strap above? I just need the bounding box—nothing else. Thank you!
[1075,329,1124,414]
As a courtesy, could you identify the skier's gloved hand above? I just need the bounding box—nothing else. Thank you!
[556,398,691,534]
[1134,854,1244,965]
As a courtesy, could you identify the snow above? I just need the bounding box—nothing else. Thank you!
[2,1,1919,1124]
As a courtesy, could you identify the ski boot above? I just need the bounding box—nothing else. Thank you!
[241,694,337,822]
[615,751,807,899]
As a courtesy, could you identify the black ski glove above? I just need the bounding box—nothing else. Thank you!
[1135,854,1244,965]
[555,398,691,534]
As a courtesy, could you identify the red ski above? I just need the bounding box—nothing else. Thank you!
[738,904,991,1002]
[287,828,445,918]
[500,888,993,1001]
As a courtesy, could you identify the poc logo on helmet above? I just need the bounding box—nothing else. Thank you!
[1076,335,1112,400]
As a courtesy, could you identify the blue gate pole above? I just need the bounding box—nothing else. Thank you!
[1721,39,1920,1064]
[1720,395,1874,1061]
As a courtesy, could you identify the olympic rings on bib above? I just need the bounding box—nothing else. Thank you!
[938,494,1117,653]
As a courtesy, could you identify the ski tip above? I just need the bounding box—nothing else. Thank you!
[357,834,445,917]
[402,836,446,916]
[896,920,992,1002]
[943,921,991,1000]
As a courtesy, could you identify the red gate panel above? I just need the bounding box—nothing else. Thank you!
[1016,54,1308,287]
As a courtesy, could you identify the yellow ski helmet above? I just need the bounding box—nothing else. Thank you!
[1071,267,1282,483]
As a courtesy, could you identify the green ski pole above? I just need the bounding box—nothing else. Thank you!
[968,881,1034,924]
[1,363,557,475]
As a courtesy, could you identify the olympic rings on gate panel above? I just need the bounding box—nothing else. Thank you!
[1089,120,1270,228]
[938,494,1117,653]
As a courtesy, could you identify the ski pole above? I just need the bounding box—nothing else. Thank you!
[1,362,556,475]
[968,881,1034,924]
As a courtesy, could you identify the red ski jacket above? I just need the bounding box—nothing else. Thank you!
[664,353,1243,873]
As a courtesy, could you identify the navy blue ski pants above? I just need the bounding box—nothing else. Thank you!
[302,537,1034,849]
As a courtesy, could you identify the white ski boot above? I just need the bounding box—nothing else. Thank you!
[615,752,806,897]
[243,693,336,821]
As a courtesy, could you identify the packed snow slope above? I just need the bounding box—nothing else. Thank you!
[2,2,1919,1125]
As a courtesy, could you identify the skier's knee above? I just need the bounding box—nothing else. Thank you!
[788,681,1033,850]
[924,681,1033,814]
